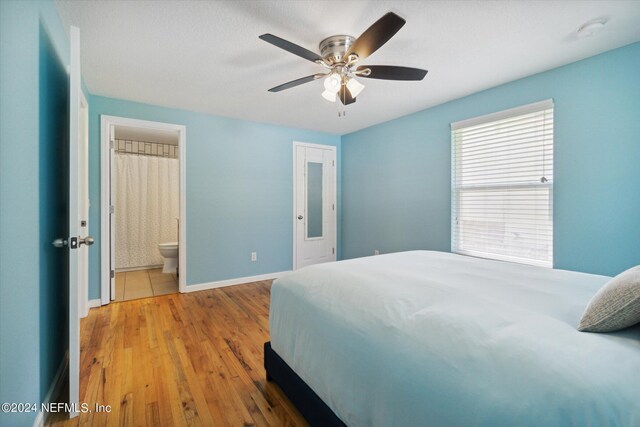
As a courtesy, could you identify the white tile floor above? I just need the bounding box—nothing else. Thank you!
[114,268,178,302]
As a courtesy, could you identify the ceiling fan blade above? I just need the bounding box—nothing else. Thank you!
[357,65,428,81]
[345,12,406,61]
[268,74,324,92]
[338,85,356,105]
[259,33,323,63]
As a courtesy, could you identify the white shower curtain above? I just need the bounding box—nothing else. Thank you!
[115,153,179,269]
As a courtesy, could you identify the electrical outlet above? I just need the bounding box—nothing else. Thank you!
[251,252,257,262]
[374,249,380,255]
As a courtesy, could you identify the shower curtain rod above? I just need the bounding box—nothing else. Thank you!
[114,139,178,158]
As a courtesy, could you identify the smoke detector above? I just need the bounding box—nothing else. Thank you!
[577,18,607,38]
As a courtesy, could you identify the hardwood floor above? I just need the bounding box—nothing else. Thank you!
[47,281,307,426]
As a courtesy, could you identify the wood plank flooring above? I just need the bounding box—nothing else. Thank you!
[47,281,307,426]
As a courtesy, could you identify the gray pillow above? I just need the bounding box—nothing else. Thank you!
[578,265,640,332]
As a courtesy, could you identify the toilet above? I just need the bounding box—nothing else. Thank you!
[158,242,178,274]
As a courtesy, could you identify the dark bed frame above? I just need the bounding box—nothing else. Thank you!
[264,342,347,427]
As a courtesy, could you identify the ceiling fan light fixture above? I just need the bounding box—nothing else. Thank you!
[260,12,428,109]
[346,77,365,98]
[323,73,342,93]
[321,89,337,102]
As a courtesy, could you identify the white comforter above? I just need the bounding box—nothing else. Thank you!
[270,251,640,427]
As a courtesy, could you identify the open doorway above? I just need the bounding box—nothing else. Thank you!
[100,116,186,304]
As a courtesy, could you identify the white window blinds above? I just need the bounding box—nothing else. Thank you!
[451,100,554,267]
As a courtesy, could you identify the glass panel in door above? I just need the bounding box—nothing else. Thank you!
[306,162,323,238]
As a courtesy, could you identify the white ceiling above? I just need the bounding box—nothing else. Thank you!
[55,1,640,135]
[114,125,179,145]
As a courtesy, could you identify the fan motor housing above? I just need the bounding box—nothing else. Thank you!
[319,35,355,64]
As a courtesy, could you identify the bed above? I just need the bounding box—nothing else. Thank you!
[265,251,640,427]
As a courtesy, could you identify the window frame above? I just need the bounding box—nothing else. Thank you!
[450,99,554,267]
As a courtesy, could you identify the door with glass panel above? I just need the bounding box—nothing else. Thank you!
[294,142,337,269]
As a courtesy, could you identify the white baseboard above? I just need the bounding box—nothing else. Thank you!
[88,299,102,309]
[33,351,69,427]
[184,270,291,293]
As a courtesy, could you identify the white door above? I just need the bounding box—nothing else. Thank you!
[294,143,336,269]
[78,94,90,318]
[69,25,92,417]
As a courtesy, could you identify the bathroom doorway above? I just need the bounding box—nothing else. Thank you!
[100,116,186,304]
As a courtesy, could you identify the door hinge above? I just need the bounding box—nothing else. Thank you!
[332,203,335,211]
[110,270,115,278]
[109,205,115,214]
[109,140,114,150]
[332,160,335,166]
[332,247,335,255]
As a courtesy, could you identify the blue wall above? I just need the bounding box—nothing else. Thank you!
[341,42,640,277]
[87,97,341,298]
[0,1,70,425]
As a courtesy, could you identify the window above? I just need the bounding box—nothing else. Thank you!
[451,100,553,267]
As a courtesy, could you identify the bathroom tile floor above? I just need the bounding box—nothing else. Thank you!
[114,268,178,302]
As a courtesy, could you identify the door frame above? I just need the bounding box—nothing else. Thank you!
[292,141,337,270]
[100,115,187,304]
[78,90,90,318]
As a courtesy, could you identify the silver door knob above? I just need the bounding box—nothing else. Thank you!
[79,236,94,247]
[52,238,68,248]
[297,215,303,220]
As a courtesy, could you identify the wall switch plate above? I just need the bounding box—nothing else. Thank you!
[374,249,380,255]
[251,252,257,262]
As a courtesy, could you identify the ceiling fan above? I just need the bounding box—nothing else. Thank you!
[259,12,428,109]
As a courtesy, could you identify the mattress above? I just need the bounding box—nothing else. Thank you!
[269,251,640,427]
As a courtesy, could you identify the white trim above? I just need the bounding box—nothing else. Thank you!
[293,141,336,151]
[450,99,554,130]
[178,123,186,294]
[100,115,187,306]
[88,299,101,309]
[292,141,337,271]
[33,352,68,427]
[292,143,297,270]
[184,271,291,293]
[100,117,109,305]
